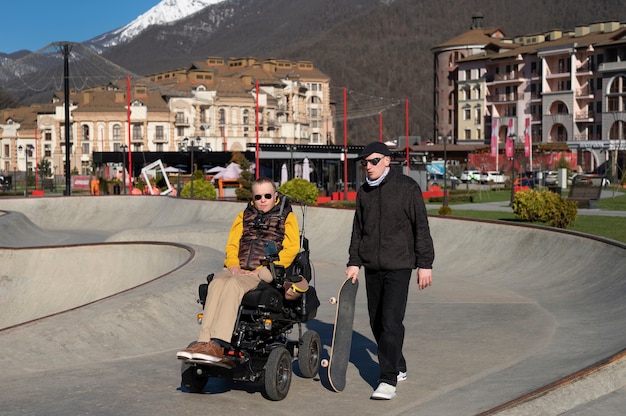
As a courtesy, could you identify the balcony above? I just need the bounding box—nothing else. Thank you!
[174,116,190,126]
[487,93,519,103]
[598,61,626,72]
[152,134,168,143]
[575,110,594,121]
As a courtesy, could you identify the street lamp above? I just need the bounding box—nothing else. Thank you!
[181,136,203,198]
[120,144,128,195]
[286,144,297,179]
[18,144,34,197]
[443,132,451,207]
[340,146,348,200]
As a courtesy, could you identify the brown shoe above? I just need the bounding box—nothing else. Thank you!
[176,342,208,360]
[191,341,224,362]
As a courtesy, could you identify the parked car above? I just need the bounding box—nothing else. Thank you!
[428,173,459,188]
[480,171,505,184]
[570,174,610,187]
[544,171,558,186]
[460,170,481,183]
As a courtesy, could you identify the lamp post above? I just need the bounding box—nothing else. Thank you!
[18,145,34,196]
[286,144,296,179]
[443,132,451,207]
[181,136,203,198]
[120,144,128,194]
[340,147,348,200]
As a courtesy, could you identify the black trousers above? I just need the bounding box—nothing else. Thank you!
[364,268,412,386]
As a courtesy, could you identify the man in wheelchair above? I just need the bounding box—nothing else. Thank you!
[177,177,307,364]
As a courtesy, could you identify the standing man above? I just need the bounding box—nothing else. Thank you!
[345,141,434,400]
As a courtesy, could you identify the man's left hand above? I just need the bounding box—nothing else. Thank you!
[417,268,432,290]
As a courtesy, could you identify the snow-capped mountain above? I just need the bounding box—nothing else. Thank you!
[87,0,226,51]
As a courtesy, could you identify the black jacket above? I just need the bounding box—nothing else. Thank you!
[348,167,434,270]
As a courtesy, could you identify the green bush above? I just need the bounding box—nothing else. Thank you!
[438,205,452,216]
[278,178,318,205]
[512,190,577,228]
[181,176,217,199]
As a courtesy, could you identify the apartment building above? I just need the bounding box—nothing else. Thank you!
[435,15,626,178]
[0,56,334,176]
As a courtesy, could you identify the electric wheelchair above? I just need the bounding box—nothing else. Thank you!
[181,236,321,401]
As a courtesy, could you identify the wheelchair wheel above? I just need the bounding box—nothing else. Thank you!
[263,346,292,401]
[181,362,209,393]
[298,330,321,378]
[180,341,208,393]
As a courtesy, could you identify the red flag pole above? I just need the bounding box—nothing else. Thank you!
[255,80,260,179]
[405,99,410,175]
[34,128,39,190]
[126,75,132,193]
[343,87,348,200]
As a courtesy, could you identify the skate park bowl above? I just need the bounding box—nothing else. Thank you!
[0,196,625,416]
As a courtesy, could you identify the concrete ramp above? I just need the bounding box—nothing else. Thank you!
[0,196,624,416]
[0,242,192,329]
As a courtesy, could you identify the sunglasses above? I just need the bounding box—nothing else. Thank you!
[253,193,274,201]
[360,157,384,167]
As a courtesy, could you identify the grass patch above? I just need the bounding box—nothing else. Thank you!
[428,209,626,244]
[594,190,626,210]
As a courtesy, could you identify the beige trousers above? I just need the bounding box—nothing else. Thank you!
[197,269,261,343]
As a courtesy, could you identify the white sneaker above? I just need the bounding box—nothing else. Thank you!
[397,371,407,382]
[371,382,396,400]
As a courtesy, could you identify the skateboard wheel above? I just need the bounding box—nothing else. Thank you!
[329,297,337,304]
[321,359,329,367]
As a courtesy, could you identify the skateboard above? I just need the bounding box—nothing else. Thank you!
[321,278,359,392]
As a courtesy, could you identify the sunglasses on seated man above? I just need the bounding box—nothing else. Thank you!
[253,193,274,200]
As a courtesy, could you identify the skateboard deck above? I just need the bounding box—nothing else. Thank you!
[325,278,358,392]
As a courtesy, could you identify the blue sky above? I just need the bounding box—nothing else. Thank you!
[1,1,159,53]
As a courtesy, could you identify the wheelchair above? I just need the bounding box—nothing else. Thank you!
[181,238,321,401]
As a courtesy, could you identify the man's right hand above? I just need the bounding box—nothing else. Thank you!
[345,265,360,284]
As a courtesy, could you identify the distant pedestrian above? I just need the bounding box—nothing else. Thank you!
[345,141,435,400]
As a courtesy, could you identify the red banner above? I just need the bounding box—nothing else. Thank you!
[524,117,531,157]
[491,119,498,157]
[505,119,514,158]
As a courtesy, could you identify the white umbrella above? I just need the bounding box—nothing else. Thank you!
[281,163,288,185]
[212,162,242,180]
[164,166,183,173]
[206,166,226,174]
[302,157,311,182]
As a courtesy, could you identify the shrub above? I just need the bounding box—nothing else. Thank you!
[438,205,452,216]
[512,190,577,228]
[278,178,318,205]
[181,176,217,199]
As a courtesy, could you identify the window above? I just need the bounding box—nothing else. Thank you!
[113,125,121,141]
[44,145,51,157]
[45,130,52,141]
[3,144,8,157]
[465,69,471,81]
[475,107,482,122]
[219,109,226,125]
[464,108,471,120]
[155,126,164,141]
[464,129,472,140]
[132,124,141,141]
[82,143,90,154]
[243,109,249,125]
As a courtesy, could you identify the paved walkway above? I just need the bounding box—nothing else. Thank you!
[0,196,625,416]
